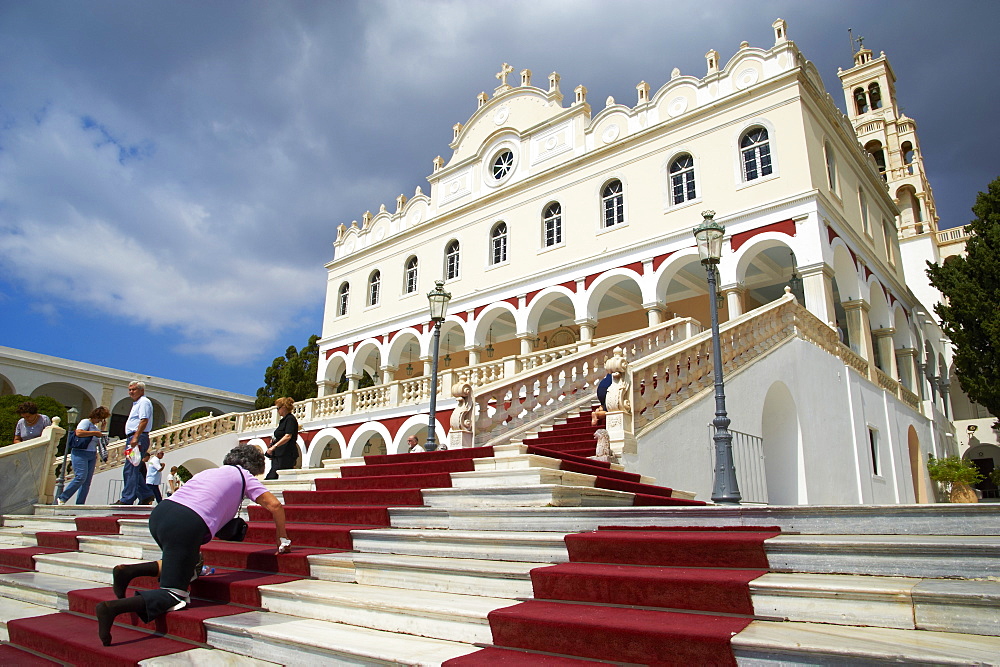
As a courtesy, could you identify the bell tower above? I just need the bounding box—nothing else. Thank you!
[838,38,939,238]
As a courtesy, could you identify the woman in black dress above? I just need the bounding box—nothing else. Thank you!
[265,397,299,479]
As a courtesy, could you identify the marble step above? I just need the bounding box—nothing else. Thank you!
[0,514,78,531]
[140,648,281,666]
[204,610,475,665]
[381,504,1000,535]
[0,568,101,609]
[258,579,505,644]
[732,619,1000,665]
[421,484,636,509]
[765,534,1000,578]
[0,594,56,640]
[75,533,161,560]
[0,528,36,546]
[31,504,153,518]
[32,550,139,585]
[350,528,569,562]
[308,552,539,598]
[751,573,1000,636]
[449,466,618,489]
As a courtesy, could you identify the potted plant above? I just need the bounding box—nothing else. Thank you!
[926,455,983,503]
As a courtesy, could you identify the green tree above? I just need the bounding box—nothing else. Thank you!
[926,176,1000,423]
[1,395,69,450]
[254,334,320,408]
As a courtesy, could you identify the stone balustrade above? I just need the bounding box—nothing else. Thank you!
[4,418,65,513]
[470,317,703,446]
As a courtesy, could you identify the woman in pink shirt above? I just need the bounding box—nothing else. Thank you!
[95,444,289,646]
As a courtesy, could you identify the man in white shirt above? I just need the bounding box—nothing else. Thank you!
[113,381,154,505]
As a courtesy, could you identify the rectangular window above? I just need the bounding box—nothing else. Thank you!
[544,218,562,246]
[868,427,879,476]
[492,235,507,264]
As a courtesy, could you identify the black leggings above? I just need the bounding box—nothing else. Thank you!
[137,499,211,620]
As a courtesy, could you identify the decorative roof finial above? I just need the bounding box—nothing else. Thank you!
[495,62,514,92]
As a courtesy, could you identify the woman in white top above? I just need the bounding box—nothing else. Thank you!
[58,406,110,505]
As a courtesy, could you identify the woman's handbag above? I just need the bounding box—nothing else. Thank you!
[215,465,248,542]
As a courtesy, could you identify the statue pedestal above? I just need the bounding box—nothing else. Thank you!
[605,410,636,457]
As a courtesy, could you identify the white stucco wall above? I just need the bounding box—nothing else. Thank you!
[628,337,934,505]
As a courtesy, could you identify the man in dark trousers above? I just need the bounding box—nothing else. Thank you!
[113,381,153,505]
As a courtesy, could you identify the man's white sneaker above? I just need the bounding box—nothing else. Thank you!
[56,498,66,505]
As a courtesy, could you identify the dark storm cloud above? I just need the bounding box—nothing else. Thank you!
[0,0,995,365]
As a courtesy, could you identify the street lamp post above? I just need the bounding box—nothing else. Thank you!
[693,210,741,505]
[54,406,80,502]
[425,280,452,451]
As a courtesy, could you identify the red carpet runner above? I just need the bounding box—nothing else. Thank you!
[447,525,781,666]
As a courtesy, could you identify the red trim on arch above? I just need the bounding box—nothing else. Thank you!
[504,296,519,309]
[623,261,643,275]
[325,345,349,360]
[474,305,487,319]
[652,251,675,272]
[560,280,577,293]
[454,311,468,322]
[584,272,601,289]
[730,219,796,252]
[525,289,541,306]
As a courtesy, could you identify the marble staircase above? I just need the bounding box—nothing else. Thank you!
[1,438,999,663]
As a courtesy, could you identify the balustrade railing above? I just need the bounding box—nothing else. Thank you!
[937,226,970,244]
[631,294,809,432]
[472,317,703,446]
[839,343,870,379]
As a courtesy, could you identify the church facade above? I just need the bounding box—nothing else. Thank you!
[311,20,969,503]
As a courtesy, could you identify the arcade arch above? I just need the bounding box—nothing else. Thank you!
[31,382,97,417]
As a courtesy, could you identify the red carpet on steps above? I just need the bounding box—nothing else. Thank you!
[523,412,708,508]
[2,444,493,664]
[452,523,782,666]
[0,643,64,666]
[7,613,195,666]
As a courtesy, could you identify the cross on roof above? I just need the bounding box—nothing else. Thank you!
[496,63,513,87]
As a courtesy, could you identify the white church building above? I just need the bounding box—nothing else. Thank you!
[299,19,998,506]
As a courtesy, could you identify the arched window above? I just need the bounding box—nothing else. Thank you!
[868,82,883,110]
[542,202,562,247]
[490,222,508,265]
[865,140,887,181]
[404,257,418,294]
[901,141,914,174]
[669,154,696,204]
[601,180,624,228]
[446,240,460,280]
[740,128,773,181]
[853,87,868,115]
[367,270,380,307]
[337,282,350,316]
[824,142,837,193]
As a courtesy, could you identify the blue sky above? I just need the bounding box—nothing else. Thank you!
[1,1,997,396]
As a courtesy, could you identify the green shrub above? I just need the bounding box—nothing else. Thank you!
[926,455,984,486]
